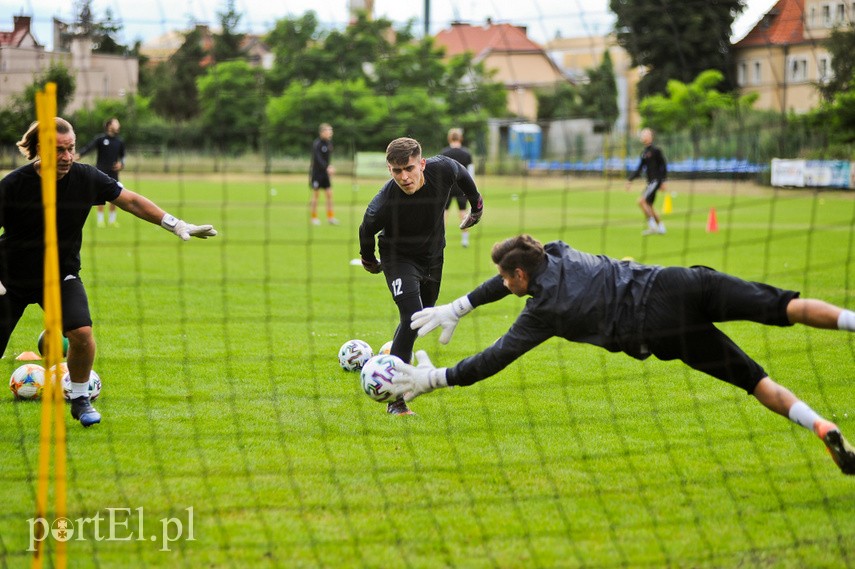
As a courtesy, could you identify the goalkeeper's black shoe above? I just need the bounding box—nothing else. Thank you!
[387,398,414,416]
[816,421,855,475]
[70,396,101,427]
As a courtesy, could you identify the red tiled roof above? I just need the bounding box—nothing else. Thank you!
[0,16,36,48]
[735,0,805,47]
[434,22,544,58]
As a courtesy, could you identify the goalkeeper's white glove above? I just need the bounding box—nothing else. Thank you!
[161,214,218,241]
[410,295,473,344]
[393,350,448,402]
[0,278,5,295]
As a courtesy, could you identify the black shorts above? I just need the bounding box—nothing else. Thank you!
[0,275,93,355]
[642,179,663,205]
[382,257,443,308]
[642,266,799,393]
[445,187,467,211]
[311,173,331,189]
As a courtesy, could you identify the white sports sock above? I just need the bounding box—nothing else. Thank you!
[96,211,105,223]
[788,401,822,431]
[838,310,855,331]
[647,217,657,229]
[70,380,89,399]
[108,210,117,223]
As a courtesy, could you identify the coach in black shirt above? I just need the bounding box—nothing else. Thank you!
[0,117,217,428]
[359,137,483,414]
[395,234,855,475]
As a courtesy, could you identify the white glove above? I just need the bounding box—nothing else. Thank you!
[393,350,448,402]
[161,214,218,241]
[411,295,473,344]
[0,278,5,295]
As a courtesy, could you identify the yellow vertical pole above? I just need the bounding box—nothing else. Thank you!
[33,82,67,569]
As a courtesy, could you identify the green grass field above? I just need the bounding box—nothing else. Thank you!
[1,171,854,568]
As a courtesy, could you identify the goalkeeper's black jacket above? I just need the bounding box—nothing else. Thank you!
[447,241,663,387]
[359,155,481,265]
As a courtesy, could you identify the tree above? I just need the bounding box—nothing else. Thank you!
[264,12,325,92]
[639,69,754,156]
[212,0,245,63]
[17,63,77,118]
[149,26,207,120]
[580,51,620,130]
[197,61,264,151]
[610,0,745,98]
[819,22,855,101]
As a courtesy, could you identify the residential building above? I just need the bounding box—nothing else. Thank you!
[0,15,138,114]
[433,21,571,120]
[140,25,273,70]
[544,33,641,134]
[733,0,852,113]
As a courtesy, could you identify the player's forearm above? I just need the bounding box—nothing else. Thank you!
[467,275,511,308]
[112,190,166,225]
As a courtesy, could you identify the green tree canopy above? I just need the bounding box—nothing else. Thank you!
[610,0,745,98]
[197,61,264,151]
[639,69,755,155]
[819,22,855,101]
[212,0,246,63]
[149,26,207,120]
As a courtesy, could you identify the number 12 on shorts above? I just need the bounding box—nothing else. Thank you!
[391,278,403,297]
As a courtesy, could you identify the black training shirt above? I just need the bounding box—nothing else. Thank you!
[0,163,123,290]
[359,155,481,264]
[628,144,667,183]
[78,134,125,178]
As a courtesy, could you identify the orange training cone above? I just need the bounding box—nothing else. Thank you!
[662,193,673,215]
[706,208,719,233]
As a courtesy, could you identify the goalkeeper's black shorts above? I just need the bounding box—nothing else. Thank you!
[641,266,800,394]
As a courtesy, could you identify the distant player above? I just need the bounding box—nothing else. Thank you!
[626,128,667,235]
[393,234,855,475]
[358,137,483,415]
[309,123,338,226]
[77,117,124,227]
[440,128,475,247]
[0,117,217,427]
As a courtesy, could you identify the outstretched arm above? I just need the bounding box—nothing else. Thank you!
[411,275,510,343]
[112,189,217,240]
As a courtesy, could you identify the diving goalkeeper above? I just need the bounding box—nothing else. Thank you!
[392,234,855,475]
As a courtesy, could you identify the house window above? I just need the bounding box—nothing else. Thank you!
[823,4,832,26]
[788,57,808,82]
[818,55,832,82]
[836,2,846,23]
[737,61,747,86]
[753,61,762,85]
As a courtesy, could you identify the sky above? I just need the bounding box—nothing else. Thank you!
[3,0,779,51]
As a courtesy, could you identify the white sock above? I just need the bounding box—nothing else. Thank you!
[788,401,822,432]
[648,217,657,229]
[70,380,89,399]
[838,309,855,331]
[96,211,104,223]
[108,210,117,223]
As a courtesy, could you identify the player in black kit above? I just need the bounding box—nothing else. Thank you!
[393,234,855,475]
[0,118,217,427]
[309,123,338,226]
[359,137,483,415]
[440,128,475,248]
[78,117,124,228]
[626,128,667,235]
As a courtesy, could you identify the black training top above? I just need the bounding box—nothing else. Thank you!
[440,146,473,169]
[78,134,125,179]
[359,155,482,265]
[0,163,123,290]
[628,144,667,183]
[447,241,663,386]
[310,137,332,178]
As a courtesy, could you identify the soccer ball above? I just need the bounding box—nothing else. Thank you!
[9,364,46,400]
[360,354,404,402]
[338,339,374,371]
[378,341,393,355]
[62,370,102,402]
[37,329,68,357]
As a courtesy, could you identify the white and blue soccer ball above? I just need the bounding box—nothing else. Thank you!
[62,370,102,401]
[338,339,374,372]
[378,341,393,355]
[360,354,404,402]
[9,364,46,400]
